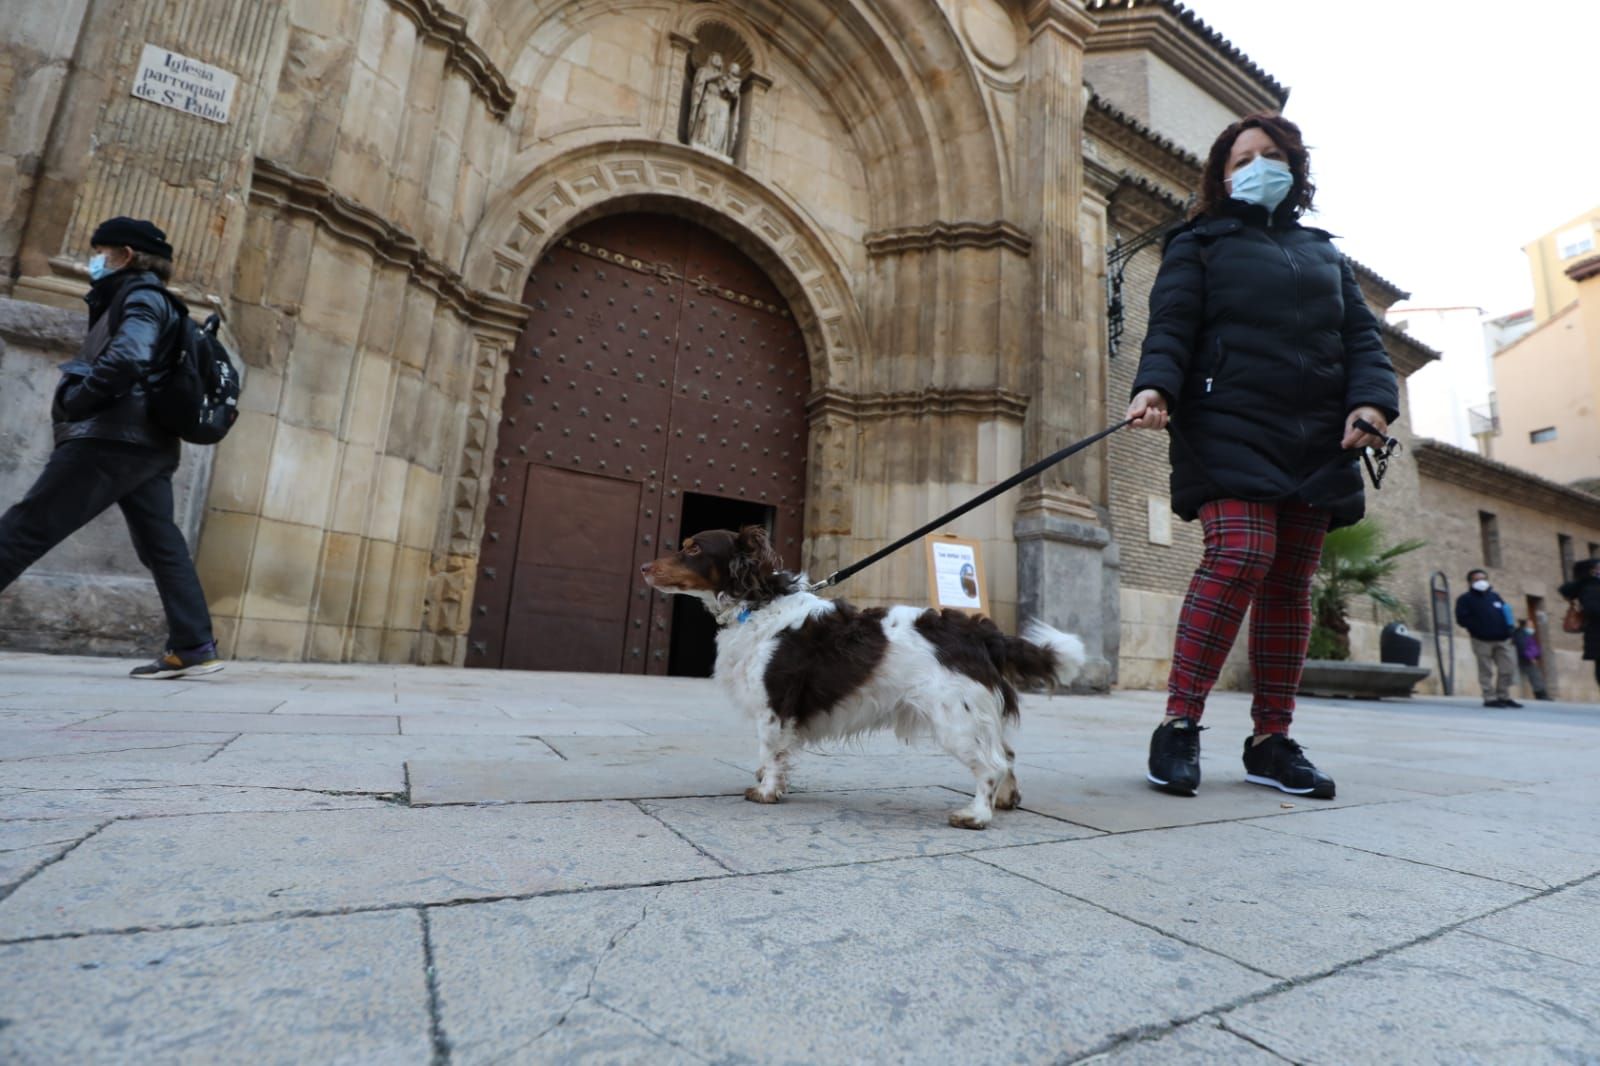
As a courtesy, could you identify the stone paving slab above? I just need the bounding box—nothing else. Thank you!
[637,787,1100,873]
[408,756,746,805]
[0,730,231,764]
[719,750,984,793]
[428,856,1275,1065]
[1460,878,1600,966]
[0,911,432,1064]
[1221,930,1600,1064]
[79,711,399,734]
[975,821,1533,979]
[1248,787,1600,889]
[1000,759,1419,835]
[397,714,648,737]
[0,783,390,822]
[0,802,725,938]
[1095,1017,1288,1064]
[0,818,103,890]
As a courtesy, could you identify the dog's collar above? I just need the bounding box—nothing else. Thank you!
[736,607,751,624]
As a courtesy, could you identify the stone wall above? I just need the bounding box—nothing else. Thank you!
[195,0,526,664]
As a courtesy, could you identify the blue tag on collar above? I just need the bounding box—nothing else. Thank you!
[736,607,751,624]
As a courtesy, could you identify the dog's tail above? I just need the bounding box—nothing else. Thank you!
[1012,621,1086,690]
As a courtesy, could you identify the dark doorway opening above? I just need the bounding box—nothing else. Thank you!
[668,493,775,677]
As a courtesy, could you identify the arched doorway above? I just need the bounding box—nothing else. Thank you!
[467,213,810,675]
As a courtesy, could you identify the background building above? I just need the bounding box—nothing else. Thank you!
[1381,304,1492,453]
[1493,255,1600,487]
[1526,206,1600,324]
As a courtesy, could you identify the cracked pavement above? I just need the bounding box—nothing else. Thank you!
[1,650,1598,1063]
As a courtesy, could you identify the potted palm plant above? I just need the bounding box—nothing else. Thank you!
[1300,520,1430,697]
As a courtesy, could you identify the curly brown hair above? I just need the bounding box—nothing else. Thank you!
[1192,112,1316,220]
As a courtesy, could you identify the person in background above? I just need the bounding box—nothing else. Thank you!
[1127,112,1398,801]
[1511,618,1550,701]
[1454,569,1520,708]
[1558,558,1600,693]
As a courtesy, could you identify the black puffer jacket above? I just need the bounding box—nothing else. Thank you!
[53,269,184,451]
[1558,575,1600,660]
[1132,199,1400,528]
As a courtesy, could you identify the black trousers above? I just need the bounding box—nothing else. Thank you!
[0,439,213,649]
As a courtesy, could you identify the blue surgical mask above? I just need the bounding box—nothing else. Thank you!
[87,253,111,281]
[1229,156,1294,212]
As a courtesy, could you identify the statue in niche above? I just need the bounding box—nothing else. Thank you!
[687,52,741,158]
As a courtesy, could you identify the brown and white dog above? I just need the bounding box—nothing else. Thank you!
[642,526,1084,828]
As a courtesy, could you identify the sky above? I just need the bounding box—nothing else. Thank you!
[1181,0,1600,315]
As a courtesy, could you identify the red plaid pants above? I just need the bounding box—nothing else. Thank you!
[1167,499,1330,734]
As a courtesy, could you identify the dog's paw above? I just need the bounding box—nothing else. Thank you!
[744,786,782,805]
[948,811,989,830]
[994,790,1021,811]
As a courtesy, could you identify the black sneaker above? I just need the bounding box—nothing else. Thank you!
[1484,698,1508,708]
[1243,735,1334,799]
[1500,697,1524,709]
[1147,718,1203,796]
[130,643,224,680]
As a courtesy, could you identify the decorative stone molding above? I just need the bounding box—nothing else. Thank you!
[807,387,1029,423]
[1348,258,1410,306]
[863,221,1032,258]
[250,157,527,332]
[1414,440,1600,526]
[1379,321,1440,379]
[386,0,515,118]
[1106,177,1186,234]
[1085,94,1201,197]
[1084,0,1288,113]
[464,139,867,395]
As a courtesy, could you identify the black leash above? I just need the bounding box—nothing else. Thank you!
[1353,418,1401,490]
[808,419,1134,593]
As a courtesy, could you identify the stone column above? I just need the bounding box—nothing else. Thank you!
[1012,0,1114,687]
[13,0,289,307]
[740,71,775,176]
[657,32,695,141]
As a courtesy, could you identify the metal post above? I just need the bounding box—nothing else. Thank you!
[1429,571,1454,696]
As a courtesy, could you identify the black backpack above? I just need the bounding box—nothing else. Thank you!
[146,307,242,445]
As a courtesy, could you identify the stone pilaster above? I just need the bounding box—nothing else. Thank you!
[1013,0,1114,686]
[15,1,290,307]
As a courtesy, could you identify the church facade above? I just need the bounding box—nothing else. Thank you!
[6,1,1595,695]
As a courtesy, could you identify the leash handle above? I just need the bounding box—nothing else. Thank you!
[811,419,1134,593]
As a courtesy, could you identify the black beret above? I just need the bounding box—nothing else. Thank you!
[90,216,173,260]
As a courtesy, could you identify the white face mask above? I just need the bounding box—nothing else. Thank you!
[1471,580,1490,592]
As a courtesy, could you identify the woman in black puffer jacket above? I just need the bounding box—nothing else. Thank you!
[1128,114,1399,803]
[1558,559,1600,690]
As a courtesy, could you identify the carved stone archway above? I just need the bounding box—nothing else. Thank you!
[423,140,869,664]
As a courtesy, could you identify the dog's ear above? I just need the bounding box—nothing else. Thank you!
[735,524,778,566]
[726,525,784,602]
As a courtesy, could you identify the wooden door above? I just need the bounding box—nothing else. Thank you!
[468,213,810,672]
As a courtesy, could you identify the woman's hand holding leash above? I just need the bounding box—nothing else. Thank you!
[1342,406,1388,450]
[1126,388,1169,430]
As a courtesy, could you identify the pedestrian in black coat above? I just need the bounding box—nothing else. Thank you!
[0,217,222,679]
[1558,558,1600,690]
[1129,114,1400,803]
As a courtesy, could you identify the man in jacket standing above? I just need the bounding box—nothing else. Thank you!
[1455,569,1519,708]
[0,217,221,679]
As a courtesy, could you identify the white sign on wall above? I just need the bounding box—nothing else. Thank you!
[131,44,237,125]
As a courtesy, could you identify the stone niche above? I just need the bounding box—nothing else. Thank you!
[671,20,765,166]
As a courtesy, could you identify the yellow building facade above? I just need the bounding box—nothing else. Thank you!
[1494,256,1600,486]
[1525,206,1600,323]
